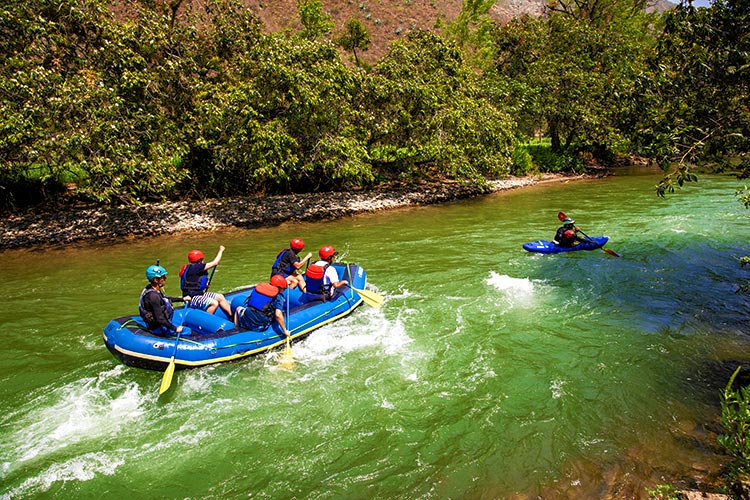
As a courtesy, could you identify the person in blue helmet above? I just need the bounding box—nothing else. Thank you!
[233,275,290,337]
[553,217,586,247]
[139,264,191,336]
[179,246,232,317]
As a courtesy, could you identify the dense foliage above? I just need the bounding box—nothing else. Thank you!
[719,366,750,497]
[0,0,515,211]
[0,0,747,212]
[644,0,750,198]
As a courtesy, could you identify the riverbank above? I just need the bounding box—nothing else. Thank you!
[0,173,593,250]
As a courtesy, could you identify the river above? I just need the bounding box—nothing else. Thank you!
[2,170,749,499]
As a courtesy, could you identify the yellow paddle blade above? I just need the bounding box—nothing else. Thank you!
[603,248,621,257]
[279,338,295,369]
[354,287,384,308]
[159,358,176,395]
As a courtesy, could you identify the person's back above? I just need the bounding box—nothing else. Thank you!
[302,263,330,301]
[234,275,290,337]
[180,247,232,317]
[181,261,208,296]
[271,238,311,291]
[301,246,348,302]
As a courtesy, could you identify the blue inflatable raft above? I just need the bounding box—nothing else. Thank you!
[103,263,367,371]
[522,236,609,254]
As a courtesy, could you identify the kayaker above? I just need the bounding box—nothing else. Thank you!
[139,265,191,336]
[233,274,291,337]
[270,238,312,291]
[553,217,586,247]
[179,246,232,317]
[302,246,349,302]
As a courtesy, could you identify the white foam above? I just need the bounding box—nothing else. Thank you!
[5,369,146,468]
[550,379,567,399]
[486,272,536,308]
[1,452,123,499]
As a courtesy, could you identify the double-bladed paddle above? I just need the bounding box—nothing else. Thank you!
[557,212,621,257]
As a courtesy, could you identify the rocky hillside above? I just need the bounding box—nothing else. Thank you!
[239,0,675,61]
[121,0,675,63]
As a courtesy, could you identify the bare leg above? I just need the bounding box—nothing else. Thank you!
[216,294,232,317]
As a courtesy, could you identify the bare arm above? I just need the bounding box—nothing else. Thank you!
[275,308,290,336]
[293,252,313,270]
[204,245,226,270]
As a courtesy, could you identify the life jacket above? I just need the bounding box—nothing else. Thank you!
[305,264,331,296]
[245,281,279,313]
[271,248,296,276]
[180,263,208,296]
[139,287,173,325]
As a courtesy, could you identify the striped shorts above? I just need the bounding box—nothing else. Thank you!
[188,292,218,311]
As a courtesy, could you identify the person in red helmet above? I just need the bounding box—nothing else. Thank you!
[179,245,232,317]
[552,218,586,248]
[233,274,290,336]
[270,238,312,292]
[303,245,349,301]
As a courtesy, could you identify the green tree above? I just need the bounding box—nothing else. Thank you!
[545,0,650,26]
[297,0,334,40]
[491,13,651,158]
[337,18,371,67]
[637,1,750,198]
[364,31,515,183]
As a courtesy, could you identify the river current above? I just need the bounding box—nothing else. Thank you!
[2,170,749,499]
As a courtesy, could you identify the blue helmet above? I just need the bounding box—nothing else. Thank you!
[146,265,168,280]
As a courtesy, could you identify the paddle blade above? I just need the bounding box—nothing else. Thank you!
[159,358,176,395]
[279,338,295,369]
[603,248,621,257]
[558,211,568,222]
[354,287,384,308]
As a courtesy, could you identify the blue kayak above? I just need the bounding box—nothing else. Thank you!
[103,263,367,371]
[522,236,609,254]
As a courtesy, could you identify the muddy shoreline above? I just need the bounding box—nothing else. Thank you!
[0,174,590,250]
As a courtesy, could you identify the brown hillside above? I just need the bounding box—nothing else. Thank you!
[234,0,466,61]
[116,0,674,63]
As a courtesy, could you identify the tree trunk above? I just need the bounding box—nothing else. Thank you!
[549,116,561,153]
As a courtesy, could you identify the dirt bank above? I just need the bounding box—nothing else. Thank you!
[0,174,590,250]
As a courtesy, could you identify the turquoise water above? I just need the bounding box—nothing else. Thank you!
[2,171,749,499]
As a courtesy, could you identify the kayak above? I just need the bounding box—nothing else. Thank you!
[522,236,609,254]
[103,263,367,371]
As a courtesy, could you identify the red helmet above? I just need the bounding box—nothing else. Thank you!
[290,238,305,251]
[563,230,576,238]
[188,249,204,263]
[270,274,288,289]
[319,245,337,260]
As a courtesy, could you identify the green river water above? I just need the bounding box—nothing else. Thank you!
[2,170,750,499]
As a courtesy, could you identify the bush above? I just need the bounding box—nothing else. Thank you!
[718,366,750,497]
[525,144,584,173]
[511,145,535,176]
